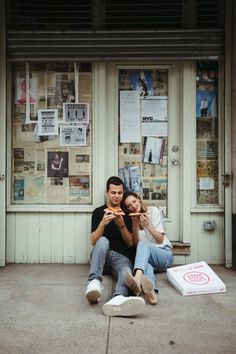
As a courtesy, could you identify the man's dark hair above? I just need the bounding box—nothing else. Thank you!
[106,176,124,191]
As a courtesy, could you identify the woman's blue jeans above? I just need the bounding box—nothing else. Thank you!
[134,240,174,289]
[88,236,132,297]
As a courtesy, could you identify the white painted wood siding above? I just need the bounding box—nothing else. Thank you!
[6,211,224,264]
[7,212,92,264]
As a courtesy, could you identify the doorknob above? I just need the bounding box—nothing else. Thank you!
[171,159,179,165]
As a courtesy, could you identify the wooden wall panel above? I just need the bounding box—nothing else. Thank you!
[39,213,52,263]
[6,211,224,265]
[15,213,28,263]
[51,213,64,263]
[6,212,92,264]
[6,213,15,263]
[27,213,40,263]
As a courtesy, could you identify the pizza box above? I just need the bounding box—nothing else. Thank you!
[167,261,226,296]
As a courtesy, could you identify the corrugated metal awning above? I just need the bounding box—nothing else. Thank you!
[6,0,225,61]
[7,29,224,62]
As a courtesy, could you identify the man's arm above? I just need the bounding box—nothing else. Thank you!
[114,215,133,247]
[91,209,116,246]
[91,222,106,246]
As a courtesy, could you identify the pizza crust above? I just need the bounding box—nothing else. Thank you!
[129,212,146,216]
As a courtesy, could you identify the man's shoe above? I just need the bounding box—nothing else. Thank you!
[141,274,158,305]
[125,272,142,296]
[85,279,103,304]
[102,295,145,317]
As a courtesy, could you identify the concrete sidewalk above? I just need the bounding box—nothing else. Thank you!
[0,264,235,354]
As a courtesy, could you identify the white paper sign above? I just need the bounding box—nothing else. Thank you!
[120,91,141,143]
[199,177,215,190]
[167,261,226,296]
[38,109,58,136]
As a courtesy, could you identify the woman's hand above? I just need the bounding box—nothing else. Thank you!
[139,213,151,230]
[131,216,140,230]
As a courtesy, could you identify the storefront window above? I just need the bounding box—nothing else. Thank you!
[11,63,92,205]
[196,61,219,204]
[118,69,168,217]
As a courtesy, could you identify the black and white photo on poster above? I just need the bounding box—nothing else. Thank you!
[143,137,163,164]
[60,125,87,146]
[118,165,142,192]
[55,76,75,105]
[63,103,89,123]
[47,151,68,178]
[38,109,58,136]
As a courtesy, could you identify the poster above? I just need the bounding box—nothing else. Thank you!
[14,178,25,201]
[143,137,163,164]
[38,109,58,136]
[141,97,168,136]
[63,103,89,123]
[119,165,142,192]
[60,125,87,146]
[196,91,217,118]
[120,91,141,143]
[130,71,154,97]
[47,151,68,177]
[55,75,75,105]
[69,175,90,203]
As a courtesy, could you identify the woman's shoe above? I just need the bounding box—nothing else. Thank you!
[141,274,158,305]
[125,272,142,296]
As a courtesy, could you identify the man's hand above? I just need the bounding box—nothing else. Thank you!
[102,210,116,226]
[113,214,126,229]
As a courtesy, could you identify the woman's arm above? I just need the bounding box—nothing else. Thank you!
[131,216,141,247]
[139,208,164,244]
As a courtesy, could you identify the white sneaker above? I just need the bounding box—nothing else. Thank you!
[102,295,145,317]
[85,279,103,303]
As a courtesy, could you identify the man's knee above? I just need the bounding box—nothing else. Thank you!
[95,236,109,249]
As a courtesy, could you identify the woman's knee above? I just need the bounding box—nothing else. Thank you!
[137,240,147,249]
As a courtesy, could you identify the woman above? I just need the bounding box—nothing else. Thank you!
[122,192,173,305]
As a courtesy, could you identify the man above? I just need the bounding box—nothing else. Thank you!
[85,176,145,317]
[200,96,208,117]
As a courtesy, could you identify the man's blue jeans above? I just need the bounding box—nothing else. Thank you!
[88,236,133,297]
[134,240,174,288]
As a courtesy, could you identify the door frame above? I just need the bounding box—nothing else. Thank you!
[224,0,233,268]
[0,0,6,267]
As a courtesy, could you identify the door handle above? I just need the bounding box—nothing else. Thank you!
[0,174,5,180]
[171,159,179,166]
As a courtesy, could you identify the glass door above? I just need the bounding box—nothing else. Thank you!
[117,65,180,241]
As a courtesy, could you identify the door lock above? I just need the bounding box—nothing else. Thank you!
[172,145,179,152]
[0,174,5,180]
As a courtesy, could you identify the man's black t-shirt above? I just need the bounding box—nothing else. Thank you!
[91,204,135,262]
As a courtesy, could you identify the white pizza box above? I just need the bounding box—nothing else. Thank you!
[167,261,226,296]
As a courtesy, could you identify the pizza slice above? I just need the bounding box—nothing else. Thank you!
[104,207,125,216]
[129,212,147,216]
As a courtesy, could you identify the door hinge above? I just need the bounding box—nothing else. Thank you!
[222,173,232,187]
